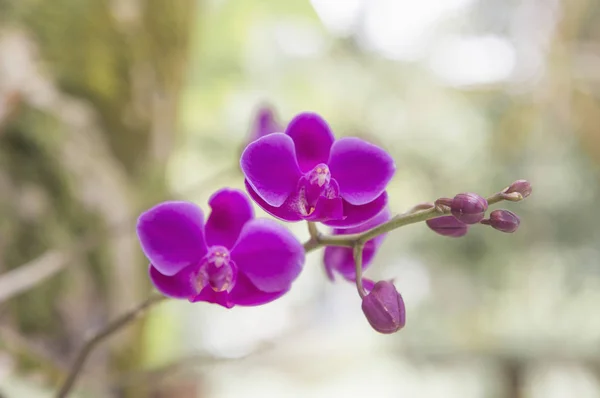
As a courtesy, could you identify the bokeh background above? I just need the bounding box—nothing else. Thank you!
[1,0,600,397]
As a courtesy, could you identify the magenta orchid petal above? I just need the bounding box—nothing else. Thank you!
[205,189,254,249]
[324,206,391,285]
[245,180,303,222]
[328,137,396,205]
[303,178,344,221]
[324,246,353,278]
[323,192,388,229]
[240,133,302,207]
[137,201,208,276]
[324,259,336,281]
[191,289,234,309]
[304,196,344,222]
[231,219,304,292]
[333,205,392,235]
[323,241,378,282]
[149,264,196,299]
[285,112,335,172]
[229,273,288,306]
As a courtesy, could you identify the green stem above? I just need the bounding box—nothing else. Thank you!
[306,222,319,239]
[302,192,513,251]
[353,244,367,298]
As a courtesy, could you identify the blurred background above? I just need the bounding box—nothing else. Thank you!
[1,0,600,397]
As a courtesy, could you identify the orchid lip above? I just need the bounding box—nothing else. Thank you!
[295,163,340,218]
[195,246,235,293]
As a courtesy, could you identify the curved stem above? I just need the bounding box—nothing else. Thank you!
[353,244,367,299]
[338,191,510,245]
[55,293,167,398]
[301,190,521,253]
[405,202,435,214]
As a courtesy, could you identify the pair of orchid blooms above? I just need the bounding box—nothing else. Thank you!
[136,108,529,334]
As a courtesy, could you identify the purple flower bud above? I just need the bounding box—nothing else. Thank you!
[482,209,520,233]
[450,193,488,224]
[247,106,282,143]
[426,216,469,237]
[361,280,406,334]
[504,179,532,200]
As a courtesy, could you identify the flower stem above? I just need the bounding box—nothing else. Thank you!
[353,244,367,298]
[306,222,319,240]
[303,191,517,253]
[55,293,167,398]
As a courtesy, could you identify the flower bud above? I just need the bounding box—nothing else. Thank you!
[361,280,406,334]
[450,193,488,224]
[426,216,469,237]
[504,179,532,201]
[482,209,520,233]
[247,105,282,143]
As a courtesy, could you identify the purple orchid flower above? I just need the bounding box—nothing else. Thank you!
[136,189,305,308]
[247,105,282,143]
[241,112,395,228]
[323,206,392,290]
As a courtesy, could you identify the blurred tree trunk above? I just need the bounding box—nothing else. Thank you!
[0,0,196,396]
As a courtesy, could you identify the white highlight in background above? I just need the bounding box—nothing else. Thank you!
[310,0,363,36]
[428,36,516,87]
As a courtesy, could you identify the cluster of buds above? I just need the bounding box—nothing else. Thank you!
[427,180,531,238]
[358,181,530,334]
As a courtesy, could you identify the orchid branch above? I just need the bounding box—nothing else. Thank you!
[57,181,529,397]
[304,188,522,253]
[303,181,530,298]
[55,293,167,398]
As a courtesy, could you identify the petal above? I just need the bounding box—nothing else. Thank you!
[324,246,354,278]
[323,192,388,229]
[245,180,303,222]
[323,249,376,291]
[326,206,391,277]
[240,133,302,207]
[149,264,196,299]
[328,137,396,205]
[229,272,288,306]
[305,196,344,222]
[137,201,208,276]
[231,219,304,292]
[248,105,282,143]
[191,289,234,309]
[285,112,335,172]
[205,188,254,249]
[323,240,379,281]
[332,205,392,235]
[324,259,336,281]
[304,179,344,222]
